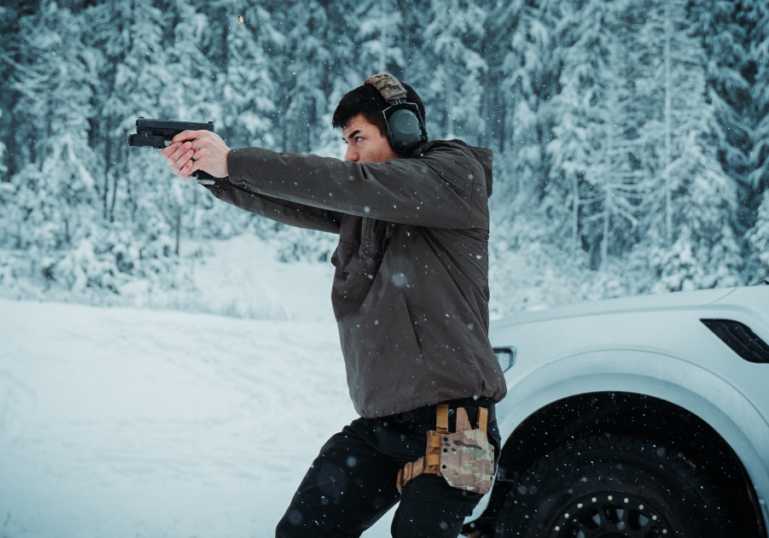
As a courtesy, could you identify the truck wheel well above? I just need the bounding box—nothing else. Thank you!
[476,392,764,537]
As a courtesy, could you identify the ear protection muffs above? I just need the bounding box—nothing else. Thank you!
[364,73,428,155]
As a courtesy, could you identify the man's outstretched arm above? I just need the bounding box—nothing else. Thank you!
[165,131,487,230]
[211,186,343,234]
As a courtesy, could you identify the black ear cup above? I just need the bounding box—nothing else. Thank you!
[388,109,423,152]
[364,73,428,154]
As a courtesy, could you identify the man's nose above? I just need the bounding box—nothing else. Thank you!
[345,146,359,162]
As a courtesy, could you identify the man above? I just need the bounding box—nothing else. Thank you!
[162,75,507,537]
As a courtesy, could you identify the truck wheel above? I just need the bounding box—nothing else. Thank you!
[498,436,726,537]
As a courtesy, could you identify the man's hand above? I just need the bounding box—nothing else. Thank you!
[161,130,231,179]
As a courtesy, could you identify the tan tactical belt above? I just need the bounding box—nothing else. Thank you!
[396,404,493,494]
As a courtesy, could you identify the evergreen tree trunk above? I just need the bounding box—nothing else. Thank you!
[175,208,181,257]
[572,175,579,257]
[109,174,118,223]
[663,1,673,247]
[601,119,614,269]
[103,116,111,221]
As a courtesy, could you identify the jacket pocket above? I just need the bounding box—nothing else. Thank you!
[331,219,388,321]
[331,218,387,274]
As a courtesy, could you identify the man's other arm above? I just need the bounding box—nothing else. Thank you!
[208,183,343,234]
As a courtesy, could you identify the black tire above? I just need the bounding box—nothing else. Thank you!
[498,436,727,538]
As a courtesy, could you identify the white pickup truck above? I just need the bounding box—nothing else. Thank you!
[463,284,769,538]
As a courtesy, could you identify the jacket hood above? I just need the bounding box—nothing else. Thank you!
[413,139,494,197]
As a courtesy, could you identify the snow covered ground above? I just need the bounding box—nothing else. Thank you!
[0,236,400,537]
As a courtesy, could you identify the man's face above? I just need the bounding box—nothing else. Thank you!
[342,114,401,163]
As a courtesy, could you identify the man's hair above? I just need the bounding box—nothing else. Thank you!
[332,81,426,135]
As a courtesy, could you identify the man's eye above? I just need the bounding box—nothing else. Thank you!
[355,137,363,143]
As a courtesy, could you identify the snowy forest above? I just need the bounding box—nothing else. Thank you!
[1,0,769,316]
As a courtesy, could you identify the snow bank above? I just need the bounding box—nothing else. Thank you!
[0,286,395,536]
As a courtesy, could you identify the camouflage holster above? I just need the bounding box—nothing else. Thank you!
[396,404,495,495]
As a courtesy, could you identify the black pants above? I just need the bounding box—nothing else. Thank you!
[276,397,501,538]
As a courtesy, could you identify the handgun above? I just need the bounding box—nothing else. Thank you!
[128,118,217,185]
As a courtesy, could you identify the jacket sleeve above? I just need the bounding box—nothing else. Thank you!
[223,143,485,229]
[205,180,342,234]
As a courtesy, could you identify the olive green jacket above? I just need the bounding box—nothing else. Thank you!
[206,139,507,417]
